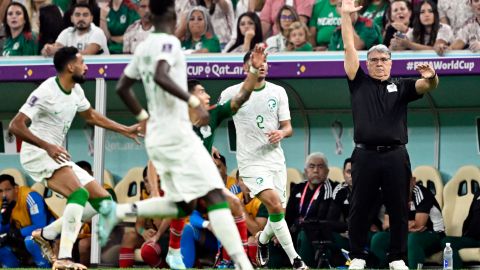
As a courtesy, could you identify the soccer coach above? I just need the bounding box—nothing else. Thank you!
[338,0,439,269]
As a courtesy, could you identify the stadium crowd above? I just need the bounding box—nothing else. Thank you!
[0,0,479,56]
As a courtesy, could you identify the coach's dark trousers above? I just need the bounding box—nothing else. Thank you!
[348,146,411,263]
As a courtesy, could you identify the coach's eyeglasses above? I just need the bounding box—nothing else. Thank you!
[368,57,391,64]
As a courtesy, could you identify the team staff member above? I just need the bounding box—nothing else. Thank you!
[339,0,439,269]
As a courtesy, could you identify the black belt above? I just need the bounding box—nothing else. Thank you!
[355,143,404,152]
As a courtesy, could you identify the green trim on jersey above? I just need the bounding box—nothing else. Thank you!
[194,100,234,153]
[55,77,72,95]
[207,201,230,212]
[254,83,267,92]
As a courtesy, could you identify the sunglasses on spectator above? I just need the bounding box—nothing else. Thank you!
[280,15,295,20]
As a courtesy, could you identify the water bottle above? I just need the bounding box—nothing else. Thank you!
[443,242,453,270]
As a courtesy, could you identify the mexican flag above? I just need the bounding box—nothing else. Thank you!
[0,120,21,154]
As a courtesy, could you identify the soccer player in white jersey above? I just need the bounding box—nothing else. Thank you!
[219,52,308,270]
[8,46,140,270]
[97,1,253,269]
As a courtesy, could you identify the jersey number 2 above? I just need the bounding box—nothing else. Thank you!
[256,115,264,129]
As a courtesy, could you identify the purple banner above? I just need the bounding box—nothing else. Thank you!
[0,53,478,81]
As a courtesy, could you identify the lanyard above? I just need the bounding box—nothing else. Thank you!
[299,182,323,218]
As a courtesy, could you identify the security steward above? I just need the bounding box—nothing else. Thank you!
[339,0,439,269]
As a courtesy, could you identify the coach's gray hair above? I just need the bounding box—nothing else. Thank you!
[305,152,329,168]
[367,44,391,58]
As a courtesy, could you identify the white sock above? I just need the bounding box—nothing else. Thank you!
[208,207,252,270]
[270,218,299,264]
[116,197,179,219]
[57,203,84,259]
[259,219,274,245]
[42,203,97,240]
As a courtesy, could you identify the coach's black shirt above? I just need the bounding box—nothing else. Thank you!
[348,66,422,145]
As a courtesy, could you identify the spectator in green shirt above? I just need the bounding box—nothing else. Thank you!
[2,2,38,56]
[182,6,221,53]
[360,0,387,31]
[99,0,140,54]
[309,0,340,50]
[286,21,313,51]
[328,0,382,51]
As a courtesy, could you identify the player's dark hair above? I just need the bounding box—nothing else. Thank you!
[53,46,79,72]
[150,0,174,16]
[76,160,92,172]
[0,174,16,186]
[188,79,202,93]
[343,158,352,170]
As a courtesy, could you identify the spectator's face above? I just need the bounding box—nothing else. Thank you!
[138,0,150,21]
[239,15,255,36]
[6,5,25,31]
[72,7,93,31]
[471,0,480,16]
[390,1,411,25]
[191,84,210,108]
[188,10,206,37]
[289,28,306,47]
[0,181,18,204]
[279,9,295,32]
[304,156,329,184]
[343,162,352,187]
[366,51,392,79]
[213,158,227,182]
[419,2,434,26]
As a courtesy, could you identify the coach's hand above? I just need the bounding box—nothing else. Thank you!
[45,143,71,164]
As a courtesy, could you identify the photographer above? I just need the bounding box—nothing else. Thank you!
[0,174,55,267]
[285,152,337,267]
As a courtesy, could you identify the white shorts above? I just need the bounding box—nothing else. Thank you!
[240,166,287,207]
[147,136,225,203]
[20,148,95,187]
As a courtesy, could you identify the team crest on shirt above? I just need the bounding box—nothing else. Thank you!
[120,15,127,24]
[13,42,19,50]
[256,177,264,185]
[200,125,212,139]
[267,98,277,112]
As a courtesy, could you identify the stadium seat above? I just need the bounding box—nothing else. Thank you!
[412,165,444,208]
[44,189,67,217]
[31,182,46,196]
[328,166,344,183]
[0,168,27,186]
[104,169,114,188]
[286,167,304,199]
[442,165,480,264]
[114,167,144,222]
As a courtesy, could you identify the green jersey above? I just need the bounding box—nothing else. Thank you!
[53,0,70,13]
[294,42,313,51]
[2,32,38,56]
[328,17,382,51]
[309,0,340,46]
[107,3,140,54]
[362,4,386,31]
[194,100,234,153]
[181,34,221,53]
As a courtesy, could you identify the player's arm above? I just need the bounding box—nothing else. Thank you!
[147,160,160,197]
[414,63,439,94]
[9,113,70,163]
[231,44,266,113]
[154,60,209,126]
[116,74,145,118]
[340,0,362,80]
[267,120,293,144]
[78,107,141,143]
